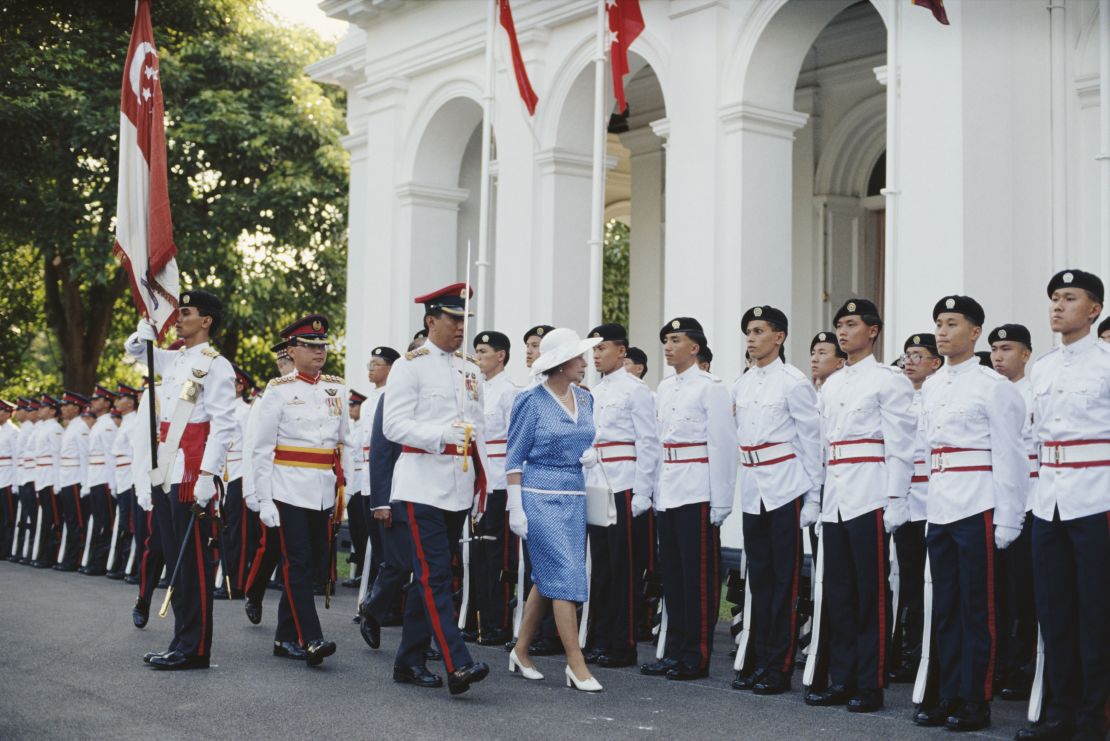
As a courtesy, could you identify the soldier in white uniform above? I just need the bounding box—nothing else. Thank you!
[356,346,398,596]
[730,306,822,695]
[248,314,350,666]
[12,399,39,563]
[82,384,118,575]
[0,399,19,558]
[55,391,91,571]
[126,288,238,670]
[1016,269,1110,741]
[215,365,255,599]
[912,296,1026,732]
[641,316,735,681]
[31,395,63,568]
[806,298,914,713]
[107,384,141,579]
[809,331,846,390]
[623,346,648,380]
[383,283,491,695]
[342,387,368,589]
[584,323,660,668]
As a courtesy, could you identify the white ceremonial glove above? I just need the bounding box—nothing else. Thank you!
[193,475,217,508]
[80,485,91,497]
[136,318,157,343]
[441,423,468,449]
[994,524,1021,550]
[137,489,153,512]
[630,493,652,518]
[710,506,731,527]
[578,448,598,469]
[799,500,821,529]
[244,492,261,513]
[507,483,527,539]
[259,499,281,529]
[883,497,910,534]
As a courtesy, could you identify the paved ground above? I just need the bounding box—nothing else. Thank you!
[0,562,1032,740]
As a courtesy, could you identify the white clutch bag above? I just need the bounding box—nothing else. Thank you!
[585,449,618,527]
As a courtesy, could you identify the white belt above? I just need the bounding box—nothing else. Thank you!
[738,442,794,467]
[911,460,929,482]
[226,455,242,463]
[663,443,708,464]
[828,439,885,465]
[595,441,636,463]
[1040,441,1110,468]
[486,439,507,459]
[930,448,992,473]
[88,456,106,465]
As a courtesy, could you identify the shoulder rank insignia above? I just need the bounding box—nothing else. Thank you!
[405,348,430,361]
[267,375,296,387]
[454,350,477,364]
[321,374,344,384]
[200,347,220,359]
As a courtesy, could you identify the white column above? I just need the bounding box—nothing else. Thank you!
[1100,0,1110,281]
[341,126,369,387]
[1049,0,1068,272]
[881,0,901,363]
[395,183,470,333]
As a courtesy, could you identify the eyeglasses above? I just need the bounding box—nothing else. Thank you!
[901,352,932,366]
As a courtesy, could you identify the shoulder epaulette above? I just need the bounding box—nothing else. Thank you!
[783,364,807,381]
[405,348,430,361]
[201,347,220,359]
[454,350,478,364]
[321,374,344,384]
[267,375,296,387]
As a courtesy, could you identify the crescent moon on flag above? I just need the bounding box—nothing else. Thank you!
[129,41,157,107]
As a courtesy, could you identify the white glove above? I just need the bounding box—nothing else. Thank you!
[994,524,1021,550]
[799,500,821,529]
[578,448,598,469]
[883,497,910,534]
[507,484,527,539]
[136,318,157,342]
[710,506,731,527]
[137,489,153,512]
[441,424,468,449]
[259,499,281,529]
[244,492,261,513]
[193,475,217,508]
[630,493,652,518]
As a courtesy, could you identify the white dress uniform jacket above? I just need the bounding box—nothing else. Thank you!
[33,417,63,491]
[348,413,366,495]
[57,417,90,490]
[732,358,823,515]
[1029,333,1110,521]
[588,367,660,498]
[907,389,930,523]
[124,335,238,483]
[248,373,352,511]
[225,398,252,482]
[112,411,137,492]
[654,366,736,512]
[1013,376,1037,511]
[383,341,489,512]
[921,356,1027,531]
[17,420,37,488]
[0,420,17,489]
[85,413,118,495]
[819,354,915,523]
[482,371,520,492]
[359,386,384,497]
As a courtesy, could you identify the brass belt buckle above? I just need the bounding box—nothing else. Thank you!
[1053,445,1063,465]
[936,452,946,472]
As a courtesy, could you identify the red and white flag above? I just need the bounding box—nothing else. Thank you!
[607,0,644,113]
[113,0,179,339]
[498,0,538,115]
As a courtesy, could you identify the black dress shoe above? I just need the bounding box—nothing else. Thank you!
[597,649,638,668]
[273,641,307,660]
[6,555,19,563]
[83,567,106,576]
[447,661,490,695]
[1013,720,1075,740]
[393,665,442,688]
[477,629,511,647]
[124,574,140,585]
[424,648,442,661]
[665,662,708,681]
[805,684,854,706]
[946,701,991,732]
[105,570,124,581]
[460,629,478,644]
[341,577,359,588]
[142,650,169,664]
[640,657,679,676]
[360,615,381,649]
[213,587,229,600]
[999,674,1032,701]
[583,647,605,664]
[528,637,564,656]
[148,651,210,670]
[31,560,51,568]
[305,639,336,666]
[846,688,884,713]
[913,698,960,727]
[53,564,76,572]
[731,667,765,690]
[132,597,150,629]
[888,660,918,684]
[244,600,262,625]
[753,671,791,695]
[266,578,281,591]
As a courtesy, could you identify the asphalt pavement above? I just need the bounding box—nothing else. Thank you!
[0,562,1032,740]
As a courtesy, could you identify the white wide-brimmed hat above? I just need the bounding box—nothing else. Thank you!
[531,328,602,376]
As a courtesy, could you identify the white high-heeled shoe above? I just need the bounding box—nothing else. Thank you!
[564,665,603,692]
[508,648,544,680]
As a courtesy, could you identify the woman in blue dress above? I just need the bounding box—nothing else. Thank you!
[505,328,603,692]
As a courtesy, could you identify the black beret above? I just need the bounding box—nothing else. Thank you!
[412,328,428,340]
[523,324,554,343]
[1098,316,1110,335]
[179,289,222,315]
[1047,269,1104,303]
[903,333,939,355]
[932,295,985,326]
[659,316,706,344]
[975,350,993,367]
[740,305,788,335]
[587,323,628,343]
[474,331,511,352]
[810,331,839,350]
[370,346,400,364]
[625,347,647,366]
[833,298,882,327]
[987,323,1032,350]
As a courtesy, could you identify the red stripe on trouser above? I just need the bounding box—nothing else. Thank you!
[406,502,454,673]
[192,514,208,656]
[245,526,268,593]
[140,510,154,599]
[625,493,635,648]
[73,488,83,528]
[875,509,886,688]
[237,509,248,592]
[783,498,802,672]
[983,510,996,699]
[277,523,305,646]
[48,489,58,523]
[699,503,709,666]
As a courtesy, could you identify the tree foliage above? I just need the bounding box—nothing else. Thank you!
[602,218,630,329]
[0,0,349,397]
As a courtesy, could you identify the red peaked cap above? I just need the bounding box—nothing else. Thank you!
[62,390,90,407]
[280,314,330,345]
[414,282,473,317]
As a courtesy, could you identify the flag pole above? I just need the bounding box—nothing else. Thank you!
[475,0,496,333]
[587,0,607,385]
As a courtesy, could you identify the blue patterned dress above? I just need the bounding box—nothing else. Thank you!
[505,383,595,602]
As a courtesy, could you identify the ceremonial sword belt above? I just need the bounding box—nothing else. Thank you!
[930,447,992,474]
[116,457,132,468]
[402,444,468,456]
[595,441,637,463]
[739,441,795,468]
[911,459,929,483]
[1039,439,1110,468]
[485,439,507,459]
[663,442,708,464]
[827,438,885,465]
[273,445,340,470]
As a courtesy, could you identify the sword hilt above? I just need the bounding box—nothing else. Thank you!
[159,586,173,619]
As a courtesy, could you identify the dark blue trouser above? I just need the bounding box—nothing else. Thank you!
[590,490,644,655]
[155,486,214,657]
[0,486,15,557]
[658,501,721,671]
[823,507,890,691]
[274,501,329,646]
[245,523,281,605]
[743,496,803,678]
[16,482,37,559]
[893,519,927,663]
[398,502,472,674]
[220,478,245,592]
[473,489,514,636]
[35,487,59,564]
[999,512,1035,678]
[109,487,134,572]
[346,492,368,581]
[1033,509,1110,736]
[366,505,429,654]
[86,483,112,571]
[927,510,997,703]
[59,484,87,569]
[136,502,164,603]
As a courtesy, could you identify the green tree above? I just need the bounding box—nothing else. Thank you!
[0,0,348,396]
[602,218,630,328]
